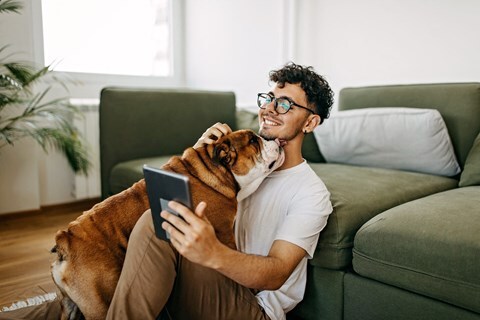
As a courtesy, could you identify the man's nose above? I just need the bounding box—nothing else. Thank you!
[264,100,277,114]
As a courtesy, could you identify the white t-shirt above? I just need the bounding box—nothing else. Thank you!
[235,161,332,320]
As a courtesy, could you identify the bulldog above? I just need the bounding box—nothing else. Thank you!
[51,129,284,320]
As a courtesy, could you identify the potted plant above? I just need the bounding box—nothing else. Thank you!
[0,0,90,174]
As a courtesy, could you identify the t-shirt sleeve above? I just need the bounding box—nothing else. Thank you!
[275,180,332,258]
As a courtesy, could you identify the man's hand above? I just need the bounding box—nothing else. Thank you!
[193,122,232,149]
[161,201,222,265]
[161,202,307,291]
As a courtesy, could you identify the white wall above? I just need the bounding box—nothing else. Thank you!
[296,0,480,108]
[184,0,289,107]
[0,140,41,213]
[0,1,44,213]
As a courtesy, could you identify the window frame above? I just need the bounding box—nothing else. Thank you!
[31,0,185,87]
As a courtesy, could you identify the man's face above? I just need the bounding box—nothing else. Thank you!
[258,83,312,141]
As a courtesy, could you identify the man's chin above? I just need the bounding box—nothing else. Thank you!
[259,130,276,141]
[259,131,287,146]
[259,127,301,145]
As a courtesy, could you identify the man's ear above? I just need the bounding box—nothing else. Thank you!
[303,114,321,134]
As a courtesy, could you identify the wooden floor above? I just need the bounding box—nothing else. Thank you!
[0,199,99,308]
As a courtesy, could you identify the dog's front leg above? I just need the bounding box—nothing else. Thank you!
[60,296,84,320]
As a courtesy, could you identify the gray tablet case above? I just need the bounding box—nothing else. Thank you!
[143,165,192,240]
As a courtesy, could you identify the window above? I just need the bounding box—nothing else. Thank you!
[40,0,181,79]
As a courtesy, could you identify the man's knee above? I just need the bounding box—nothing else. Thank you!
[127,209,176,262]
[131,209,155,237]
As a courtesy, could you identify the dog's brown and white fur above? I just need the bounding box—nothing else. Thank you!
[51,130,284,320]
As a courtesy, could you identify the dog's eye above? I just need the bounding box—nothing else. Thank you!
[249,136,258,144]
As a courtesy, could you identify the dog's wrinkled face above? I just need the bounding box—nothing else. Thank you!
[213,129,284,201]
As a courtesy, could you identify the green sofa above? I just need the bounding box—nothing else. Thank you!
[99,83,480,320]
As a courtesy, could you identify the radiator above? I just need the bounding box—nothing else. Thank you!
[71,99,101,200]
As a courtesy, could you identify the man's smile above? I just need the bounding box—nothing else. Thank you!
[262,117,282,127]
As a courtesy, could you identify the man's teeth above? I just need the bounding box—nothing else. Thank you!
[264,119,279,126]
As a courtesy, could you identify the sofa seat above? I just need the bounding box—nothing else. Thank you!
[353,186,480,314]
[308,163,458,270]
[110,156,174,195]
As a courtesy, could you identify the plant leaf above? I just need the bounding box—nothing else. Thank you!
[0,30,91,175]
[0,0,23,14]
[3,62,41,88]
[35,128,91,175]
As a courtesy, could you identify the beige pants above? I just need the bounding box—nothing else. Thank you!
[0,211,269,320]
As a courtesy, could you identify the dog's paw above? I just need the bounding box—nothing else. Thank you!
[61,296,84,320]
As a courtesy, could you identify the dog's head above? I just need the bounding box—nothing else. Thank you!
[211,129,284,201]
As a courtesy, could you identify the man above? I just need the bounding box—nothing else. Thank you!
[107,62,334,320]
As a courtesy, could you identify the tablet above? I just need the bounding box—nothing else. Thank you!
[143,165,192,241]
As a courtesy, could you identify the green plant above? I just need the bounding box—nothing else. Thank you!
[0,0,90,174]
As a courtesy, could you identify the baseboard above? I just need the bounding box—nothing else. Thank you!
[0,198,101,220]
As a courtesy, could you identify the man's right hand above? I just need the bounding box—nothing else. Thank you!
[193,123,232,149]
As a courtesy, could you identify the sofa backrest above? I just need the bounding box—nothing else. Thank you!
[99,87,236,199]
[338,83,480,168]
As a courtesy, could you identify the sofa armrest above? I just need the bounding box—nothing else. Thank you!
[99,87,236,198]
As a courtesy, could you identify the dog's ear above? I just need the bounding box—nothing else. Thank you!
[213,143,231,166]
[52,230,69,261]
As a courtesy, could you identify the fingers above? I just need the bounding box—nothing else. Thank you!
[204,123,232,142]
[160,201,209,235]
[161,210,189,234]
[161,201,210,251]
[166,201,208,224]
[195,201,207,219]
[162,220,184,244]
[205,128,224,143]
[213,122,233,136]
[193,122,232,149]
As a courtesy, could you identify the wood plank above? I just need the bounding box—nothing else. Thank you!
[0,199,99,308]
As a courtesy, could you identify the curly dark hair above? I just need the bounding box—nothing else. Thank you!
[269,62,334,124]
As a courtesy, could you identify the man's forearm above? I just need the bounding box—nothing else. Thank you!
[206,240,305,291]
[208,245,286,290]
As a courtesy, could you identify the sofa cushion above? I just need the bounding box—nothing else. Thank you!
[110,156,174,195]
[459,132,480,187]
[308,163,458,270]
[313,107,460,177]
[236,109,260,132]
[337,83,480,168]
[353,186,480,314]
